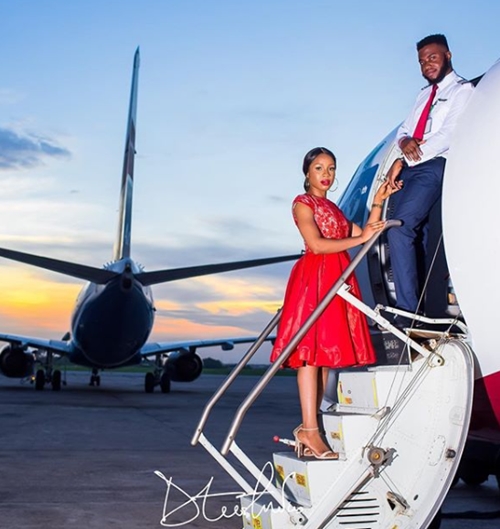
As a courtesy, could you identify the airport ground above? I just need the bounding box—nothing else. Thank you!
[1,371,498,528]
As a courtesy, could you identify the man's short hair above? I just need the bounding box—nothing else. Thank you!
[417,34,449,51]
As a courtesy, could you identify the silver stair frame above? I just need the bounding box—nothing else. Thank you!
[191,219,475,529]
[336,285,445,362]
[219,219,442,456]
[191,222,411,514]
[191,310,282,446]
[191,219,451,526]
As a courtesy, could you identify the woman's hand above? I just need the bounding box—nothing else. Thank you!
[360,220,386,243]
[374,179,399,202]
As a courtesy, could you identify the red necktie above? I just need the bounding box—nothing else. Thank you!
[413,84,438,140]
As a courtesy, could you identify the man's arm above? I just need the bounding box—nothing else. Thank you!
[396,101,417,147]
[417,84,474,161]
[396,100,425,162]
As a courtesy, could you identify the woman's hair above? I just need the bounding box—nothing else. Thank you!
[302,147,336,175]
[302,147,336,191]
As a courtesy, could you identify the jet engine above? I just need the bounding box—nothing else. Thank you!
[0,344,34,378]
[164,351,203,382]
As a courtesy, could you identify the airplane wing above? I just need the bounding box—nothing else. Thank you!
[139,336,273,357]
[0,332,72,355]
[0,247,117,284]
[135,254,301,286]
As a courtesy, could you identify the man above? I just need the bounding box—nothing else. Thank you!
[387,34,474,325]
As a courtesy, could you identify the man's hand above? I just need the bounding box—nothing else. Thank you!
[385,159,404,191]
[400,136,425,162]
[375,179,400,200]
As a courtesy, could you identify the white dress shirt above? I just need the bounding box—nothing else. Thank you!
[397,70,474,166]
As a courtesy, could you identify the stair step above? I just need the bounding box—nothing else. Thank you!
[326,403,382,415]
[273,451,351,508]
[271,410,379,508]
[240,492,296,529]
[322,413,378,460]
[337,371,379,409]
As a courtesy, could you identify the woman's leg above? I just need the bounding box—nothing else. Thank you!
[297,365,334,455]
[316,367,331,412]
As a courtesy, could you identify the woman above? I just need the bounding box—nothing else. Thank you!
[270,147,402,460]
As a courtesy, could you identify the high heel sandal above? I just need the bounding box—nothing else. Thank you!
[292,425,313,457]
[293,426,339,460]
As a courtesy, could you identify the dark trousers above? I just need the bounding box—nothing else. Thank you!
[387,157,446,313]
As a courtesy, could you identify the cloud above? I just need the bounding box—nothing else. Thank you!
[0,127,71,170]
[267,194,288,203]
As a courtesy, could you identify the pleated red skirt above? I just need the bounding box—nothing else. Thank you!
[270,251,376,369]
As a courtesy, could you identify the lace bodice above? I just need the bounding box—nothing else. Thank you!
[292,194,351,252]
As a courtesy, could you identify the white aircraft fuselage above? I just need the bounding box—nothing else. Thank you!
[443,58,500,430]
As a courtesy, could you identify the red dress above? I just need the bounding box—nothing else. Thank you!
[270,194,376,369]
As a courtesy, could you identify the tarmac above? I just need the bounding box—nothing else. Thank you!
[1,371,499,529]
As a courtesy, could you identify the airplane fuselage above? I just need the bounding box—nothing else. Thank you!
[70,258,154,368]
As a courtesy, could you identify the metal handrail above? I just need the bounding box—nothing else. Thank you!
[220,220,402,455]
[191,310,282,446]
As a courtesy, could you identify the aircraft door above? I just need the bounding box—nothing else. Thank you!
[339,134,458,320]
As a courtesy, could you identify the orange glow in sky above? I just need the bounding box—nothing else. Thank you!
[0,265,284,346]
[0,267,80,336]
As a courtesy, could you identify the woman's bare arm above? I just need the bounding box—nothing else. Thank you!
[294,202,384,254]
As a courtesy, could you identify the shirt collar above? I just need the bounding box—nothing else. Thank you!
[421,70,459,91]
[437,70,459,90]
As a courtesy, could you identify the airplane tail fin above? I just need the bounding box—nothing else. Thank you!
[113,47,140,261]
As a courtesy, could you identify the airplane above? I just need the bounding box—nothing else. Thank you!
[191,60,500,528]
[0,48,300,394]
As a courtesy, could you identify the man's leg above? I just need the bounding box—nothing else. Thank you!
[387,158,445,313]
[423,191,450,317]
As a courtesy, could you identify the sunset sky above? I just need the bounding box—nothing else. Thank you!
[1,0,499,364]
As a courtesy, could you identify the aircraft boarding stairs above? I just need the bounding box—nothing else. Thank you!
[192,221,474,529]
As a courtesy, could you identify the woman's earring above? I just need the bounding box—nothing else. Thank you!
[329,179,339,192]
[304,177,310,190]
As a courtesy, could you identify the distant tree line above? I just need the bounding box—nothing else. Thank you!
[203,357,225,369]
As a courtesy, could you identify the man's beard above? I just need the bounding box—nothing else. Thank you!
[424,57,451,84]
